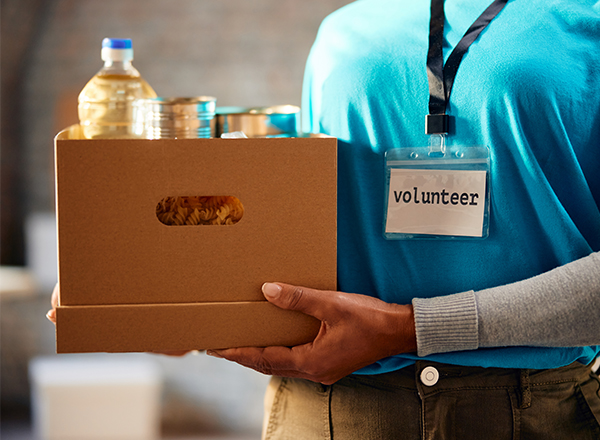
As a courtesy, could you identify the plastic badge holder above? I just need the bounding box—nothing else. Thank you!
[384,137,490,240]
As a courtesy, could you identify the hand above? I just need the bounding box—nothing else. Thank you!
[46,283,59,324]
[151,350,194,357]
[208,283,417,384]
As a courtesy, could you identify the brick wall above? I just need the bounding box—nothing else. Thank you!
[22,0,351,213]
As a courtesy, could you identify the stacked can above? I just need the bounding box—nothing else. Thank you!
[215,105,300,138]
[144,97,217,139]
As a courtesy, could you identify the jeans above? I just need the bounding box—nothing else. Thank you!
[262,361,600,440]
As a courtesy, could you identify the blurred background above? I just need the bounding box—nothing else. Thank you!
[1,0,351,438]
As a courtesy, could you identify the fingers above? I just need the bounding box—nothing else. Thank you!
[262,282,336,322]
[209,345,310,377]
[152,350,193,357]
[46,284,59,324]
[46,309,56,324]
[51,283,59,308]
[208,346,344,384]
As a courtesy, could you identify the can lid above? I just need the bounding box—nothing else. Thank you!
[144,97,217,119]
[102,38,132,49]
[215,105,300,137]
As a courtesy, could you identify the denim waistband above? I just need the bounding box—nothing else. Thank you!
[349,360,593,392]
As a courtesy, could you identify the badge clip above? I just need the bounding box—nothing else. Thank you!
[428,133,446,157]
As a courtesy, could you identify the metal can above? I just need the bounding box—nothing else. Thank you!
[215,105,300,138]
[144,96,217,139]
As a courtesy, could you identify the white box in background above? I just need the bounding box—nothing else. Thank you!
[25,212,58,294]
[29,355,162,440]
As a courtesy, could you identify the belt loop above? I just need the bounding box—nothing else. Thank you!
[519,369,531,409]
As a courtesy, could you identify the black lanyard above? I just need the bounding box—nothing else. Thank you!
[425,0,509,134]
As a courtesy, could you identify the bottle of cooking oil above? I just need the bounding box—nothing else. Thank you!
[78,38,157,139]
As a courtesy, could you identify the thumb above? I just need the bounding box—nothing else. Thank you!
[262,282,333,321]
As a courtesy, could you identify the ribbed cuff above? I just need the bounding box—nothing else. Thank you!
[412,291,479,357]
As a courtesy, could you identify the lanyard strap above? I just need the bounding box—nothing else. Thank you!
[425,0,509,134]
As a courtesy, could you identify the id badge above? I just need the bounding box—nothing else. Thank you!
[384,141,490,240]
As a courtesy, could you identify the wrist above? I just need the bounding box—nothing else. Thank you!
[397,303,418,354]
[382,303,417,357]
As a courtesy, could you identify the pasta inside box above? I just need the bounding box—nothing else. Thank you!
[54,127,337,353]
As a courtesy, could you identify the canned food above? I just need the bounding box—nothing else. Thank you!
[215,105,300,138]
[144,96,217,139]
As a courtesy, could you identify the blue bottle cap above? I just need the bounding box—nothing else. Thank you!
[102,38,132,49]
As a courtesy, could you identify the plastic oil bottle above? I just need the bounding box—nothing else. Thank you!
[78,38,157,139]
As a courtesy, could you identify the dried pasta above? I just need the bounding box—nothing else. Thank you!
[156,196,244,226]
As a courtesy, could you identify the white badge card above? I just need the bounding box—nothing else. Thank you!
[384,145,490,240]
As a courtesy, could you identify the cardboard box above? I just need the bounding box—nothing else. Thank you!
[55,126,337,353]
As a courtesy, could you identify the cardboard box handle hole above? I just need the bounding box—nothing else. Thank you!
[156,196,244,226]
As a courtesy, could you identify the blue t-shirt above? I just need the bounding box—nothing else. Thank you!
[302,0,600,374]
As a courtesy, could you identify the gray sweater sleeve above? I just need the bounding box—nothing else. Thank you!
[412,252,600,357]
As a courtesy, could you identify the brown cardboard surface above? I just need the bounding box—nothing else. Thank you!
[55,130,337,306]
[56,301,321,353]
[54,127,336,352]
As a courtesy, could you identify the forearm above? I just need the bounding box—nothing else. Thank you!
[412,252,600,357]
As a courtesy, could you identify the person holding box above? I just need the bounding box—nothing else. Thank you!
[207,0,600,438]
[48,0,600,438]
